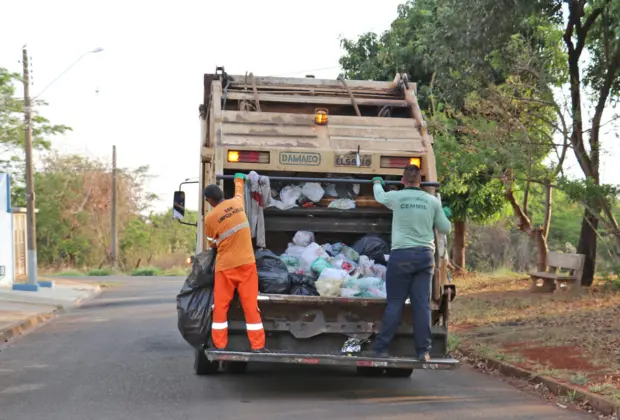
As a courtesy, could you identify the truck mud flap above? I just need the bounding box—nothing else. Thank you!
[205,350,460,371]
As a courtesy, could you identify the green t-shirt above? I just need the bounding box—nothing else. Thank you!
[373,184,451,251]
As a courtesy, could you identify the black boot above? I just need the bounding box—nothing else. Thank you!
[359,349,390,358]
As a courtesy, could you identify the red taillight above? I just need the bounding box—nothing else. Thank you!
[227,150,270,164]
[380,156,421,169]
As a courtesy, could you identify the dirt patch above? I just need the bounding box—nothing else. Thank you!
[513,345,596,371]
[453,274,620,406]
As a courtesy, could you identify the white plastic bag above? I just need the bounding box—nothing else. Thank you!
[324,184,338,197]
[315,268,348,297]
[341,277,386,299]
[340,288,360,298]
[344,276,383,289]
[302,182,325,202]
[372,263,387,281]
[329,256,357,274]
[268,198,297,210]
[354,255,375,277]
[285,243,307,258]
[293,231,315,247]
[280,185,303,206]
[328,199,356,210]
[300,243,329,269]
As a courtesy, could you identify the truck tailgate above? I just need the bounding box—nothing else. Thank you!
[206,349,459,371]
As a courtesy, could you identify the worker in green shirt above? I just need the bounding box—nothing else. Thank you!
[366,164,452,362]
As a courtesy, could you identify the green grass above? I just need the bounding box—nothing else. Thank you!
[588,383,617,395]
[131,266,163,276]
[87,268,113,276]
[569,373,589,386]
[53,269,84,277]
[448,334,461,352]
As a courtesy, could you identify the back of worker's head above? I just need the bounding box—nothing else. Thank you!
[402,164,421,187]
[204,184,224,207]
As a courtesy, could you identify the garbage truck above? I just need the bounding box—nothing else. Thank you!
[173,67,458,377]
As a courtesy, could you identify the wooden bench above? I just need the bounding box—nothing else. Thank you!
[529,251,585,294]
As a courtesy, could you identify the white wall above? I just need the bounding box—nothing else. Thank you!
[0,173,14,286]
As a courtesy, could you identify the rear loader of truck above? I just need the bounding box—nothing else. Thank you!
[176,67,458,377]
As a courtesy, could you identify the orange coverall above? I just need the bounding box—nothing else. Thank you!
[205,178,265,350]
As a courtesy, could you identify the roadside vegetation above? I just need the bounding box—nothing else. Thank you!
[453,273,620,404]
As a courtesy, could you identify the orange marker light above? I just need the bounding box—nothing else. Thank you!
[227,151,240,162]
[409,157,421,167]
[315,110,328,125]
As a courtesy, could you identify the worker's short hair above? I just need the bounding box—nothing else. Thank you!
[403,164,421,184]
[203,184,223,202]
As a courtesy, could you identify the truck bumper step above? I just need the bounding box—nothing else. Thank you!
[205,350,460,370]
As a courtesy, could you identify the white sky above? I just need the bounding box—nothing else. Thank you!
[1,0,618,213]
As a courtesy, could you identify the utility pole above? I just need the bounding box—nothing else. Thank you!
[111,145,118,268]
[22,46,38,288]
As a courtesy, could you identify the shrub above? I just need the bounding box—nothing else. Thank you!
[131,266,162,276]
[88,268,113,276]
[54,269,84,277]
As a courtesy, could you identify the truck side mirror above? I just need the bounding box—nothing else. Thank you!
[173,191,186,220]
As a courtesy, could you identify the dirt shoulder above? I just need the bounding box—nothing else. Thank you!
[452,273,620,408]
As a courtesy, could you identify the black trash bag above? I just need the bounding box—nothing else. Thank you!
[256,249,291,294]
[289,273,319,296]
[176,249,217,348]
[352,235,390,265]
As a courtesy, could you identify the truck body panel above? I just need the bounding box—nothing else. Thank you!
[184,69,455,372]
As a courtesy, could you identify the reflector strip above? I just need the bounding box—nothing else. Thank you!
[212,322,228,330]
[246,323,264,331]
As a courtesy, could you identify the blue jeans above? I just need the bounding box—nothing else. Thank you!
[373,247,435,357]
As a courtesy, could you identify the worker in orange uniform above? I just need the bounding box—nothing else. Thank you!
[203,173,267,353]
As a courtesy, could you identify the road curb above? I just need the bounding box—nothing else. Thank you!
[0,284,103,345]
[0,310,59,344]
[457,347,620,417]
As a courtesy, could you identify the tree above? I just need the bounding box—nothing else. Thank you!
[0,67,71,203]
[339,0,534,271]
[35,152,158,269]
[397,0,620,283]
[562,0,620,284]
[429,112,506,272]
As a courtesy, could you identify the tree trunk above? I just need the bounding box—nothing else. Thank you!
[452,220,467,273]
[535,229,548,272]
[577,208,600,287]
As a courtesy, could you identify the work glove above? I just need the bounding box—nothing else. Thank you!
[234,173,246,181]
[443,206,452,219]
[372,176,385,186]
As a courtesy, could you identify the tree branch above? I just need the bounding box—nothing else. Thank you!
[590,42,620,170]
[543,182,553,238]
[502,171,534,235]
[577,1,610,53]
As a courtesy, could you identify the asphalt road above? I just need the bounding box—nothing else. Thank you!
[0,277,590,420]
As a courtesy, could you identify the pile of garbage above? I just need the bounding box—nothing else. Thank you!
[256,232,391,299]
[268,180,360,211]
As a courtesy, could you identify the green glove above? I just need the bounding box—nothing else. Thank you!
[234,173,246,181]
[443,206,452,219]
[372,176,385,186]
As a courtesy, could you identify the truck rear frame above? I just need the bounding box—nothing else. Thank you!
[182,68,457,376]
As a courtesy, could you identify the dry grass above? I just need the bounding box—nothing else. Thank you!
[453,273,620,402]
